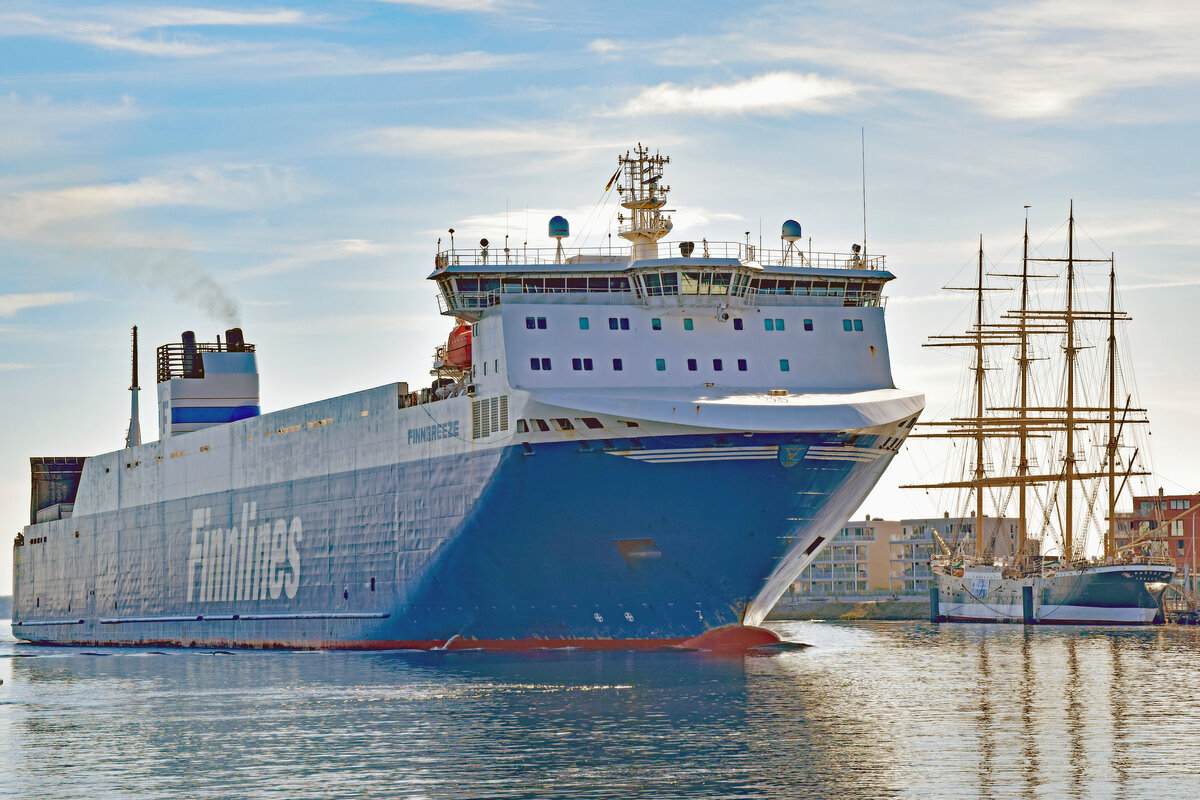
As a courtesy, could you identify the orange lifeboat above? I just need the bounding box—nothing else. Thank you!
[444,323,472,369]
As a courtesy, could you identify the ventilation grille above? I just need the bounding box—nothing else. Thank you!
[472,395,509,439]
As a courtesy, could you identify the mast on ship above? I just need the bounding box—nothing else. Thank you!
[125,325,142,448]
[616,144,673,262]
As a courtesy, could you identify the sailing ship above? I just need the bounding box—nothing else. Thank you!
[907,206,1175,624]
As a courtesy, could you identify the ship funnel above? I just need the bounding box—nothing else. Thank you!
[157,330,260,438]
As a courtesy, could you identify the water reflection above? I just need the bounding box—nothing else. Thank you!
[4,624,1200,799]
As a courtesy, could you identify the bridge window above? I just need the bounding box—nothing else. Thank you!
[582,417,604,429]
[554,418,574,431]
[579,317,589,330]
[517,419,528,433]
[843,319,853,331]
[534,419,550,432]
[683,318,694,331]
[651,318,662,331]
[655,358,666,371]
[854,319,864,331]
[780,359,790,372]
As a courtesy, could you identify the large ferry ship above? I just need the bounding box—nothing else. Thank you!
[12,146,923,650]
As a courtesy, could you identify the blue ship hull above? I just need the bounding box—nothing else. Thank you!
[14,431,893,649]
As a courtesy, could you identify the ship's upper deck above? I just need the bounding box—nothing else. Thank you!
[428,241,893,320]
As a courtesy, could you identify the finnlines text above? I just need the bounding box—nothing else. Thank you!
[187,503,301,603]
[408,420,459,444]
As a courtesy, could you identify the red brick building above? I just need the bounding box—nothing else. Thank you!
[1114,491,1200,575]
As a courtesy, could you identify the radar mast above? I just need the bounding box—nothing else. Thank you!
[616,144,673,261]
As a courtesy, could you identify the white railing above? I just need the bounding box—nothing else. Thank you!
[433,241,886,271]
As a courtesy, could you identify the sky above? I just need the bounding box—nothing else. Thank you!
[2,0,1200,593]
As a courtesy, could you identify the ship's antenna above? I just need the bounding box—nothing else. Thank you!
[861,127,868,262]
[125,326,142,448]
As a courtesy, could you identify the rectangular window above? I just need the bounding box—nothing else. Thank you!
[516,419,528,433]
[612,358,623,371]
[687,358,698,371]
[537,317,547,329]
[713,359,723,371]
[780,359,790,372]
[737,358,748,371]
[534,419,550,432]
[775,318,785,331]
[803,319,813,331]
[684,318,694,331]
[541,357,551,370]
[608,317,619,330]
[843,319,853,331]
[579,317,589,330]
[582,417,604,429]
[765,319,775,331]
[525,317,535,329]
[530,358,541,371]
[853,319,863,332]
[572,358,583,371]
[554,418,574,431]
[652,318,662,331]
[583,358,593,371]
[620,318,630,330]
[733,318,743,330]
[655,358,666,371]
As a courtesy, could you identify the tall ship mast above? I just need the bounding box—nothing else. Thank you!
[907,206,1175,624]
[13,146,923,650]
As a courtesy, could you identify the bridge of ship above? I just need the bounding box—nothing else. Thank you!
[429,241,893,320]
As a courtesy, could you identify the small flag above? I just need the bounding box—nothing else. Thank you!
[604,168,620,191]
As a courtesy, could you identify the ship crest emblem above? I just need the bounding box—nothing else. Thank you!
[779,445,804,468]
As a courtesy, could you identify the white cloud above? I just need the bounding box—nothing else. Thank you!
[618,72,861,116]
[588,38,620,56]
[0,93,142,158]
[0,292,81,317]
[0,164,313,238]
[0,363,32,370]
[372,0,505,11]
[228,239,392,282]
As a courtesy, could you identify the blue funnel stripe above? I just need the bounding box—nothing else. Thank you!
[171,405,260,424]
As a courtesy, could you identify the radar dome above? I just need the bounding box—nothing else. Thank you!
[781,219,802,242]
[549,215,569,239]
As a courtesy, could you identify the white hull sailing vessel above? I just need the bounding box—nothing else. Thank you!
[909,207,1175,625]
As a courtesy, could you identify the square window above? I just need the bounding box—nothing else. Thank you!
[613,358,623,371]
[854,319,863,331]
[525,317,535,329]
[684,318,694,331]
[537,317,547,329]
[572,358,583,371]
[609,317,619,330]
[584,358,593,371]
[534,418,550,432]
[620,318,630,330]
[733,318,743,330]
[687,358,698,371]
[780,359,790,372]
[579,317,589,330]
[738,358,748,371]
[765,319,775,331]
[541,357,551,370]
[655,358,666,371]
[530,358,541,371]
[843,319,853,331]
[775,318,785,331]
[713,359,723,371]
[803,319,813,331]
[652,318,662,331]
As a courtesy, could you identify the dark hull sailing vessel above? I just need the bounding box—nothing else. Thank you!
[908,206,1175,624]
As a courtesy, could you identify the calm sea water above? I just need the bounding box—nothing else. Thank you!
[3,620,1200,799]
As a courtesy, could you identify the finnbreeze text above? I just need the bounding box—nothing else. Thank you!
[408,420,459,444]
